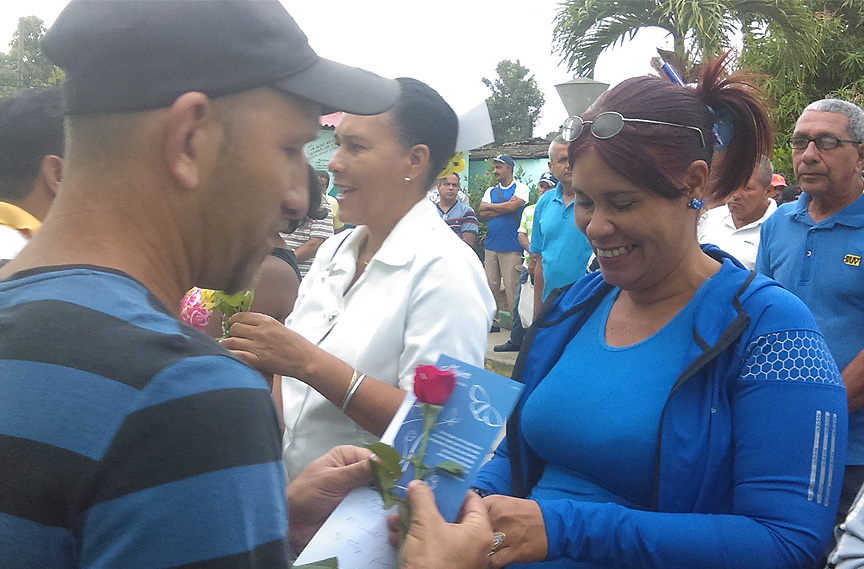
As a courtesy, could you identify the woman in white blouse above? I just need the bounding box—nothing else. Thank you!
[223,78,496,480]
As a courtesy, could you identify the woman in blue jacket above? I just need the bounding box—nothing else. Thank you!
[475,54,848,569]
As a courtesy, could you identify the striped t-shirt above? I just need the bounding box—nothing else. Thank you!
[518,204,537,266]
[0,265,289,568]
[436,200,479,238]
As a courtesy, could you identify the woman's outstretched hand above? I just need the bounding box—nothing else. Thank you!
[482,494,548,568]
[220,311,316,378]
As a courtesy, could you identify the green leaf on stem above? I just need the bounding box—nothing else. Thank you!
[369,459,400,509]
[434,460,466,477]
[366,441,403,478]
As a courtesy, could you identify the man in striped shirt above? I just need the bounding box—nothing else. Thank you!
[435,173,478,246]
[0,1,400,567]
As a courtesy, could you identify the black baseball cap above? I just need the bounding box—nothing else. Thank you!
[42,0,400,116]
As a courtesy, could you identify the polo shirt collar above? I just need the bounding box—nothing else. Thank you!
[437,201,457,215]
[550,182,574,209]
[793,191,864,228]
[0,201,40,236]
[731,200,777,231]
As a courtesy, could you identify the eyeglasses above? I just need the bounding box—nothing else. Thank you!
[561,111,706,148]
[787,135,862,151]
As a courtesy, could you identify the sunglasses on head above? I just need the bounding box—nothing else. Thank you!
[561,111,706,148]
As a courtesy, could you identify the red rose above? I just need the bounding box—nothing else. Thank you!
[413,365,456,405]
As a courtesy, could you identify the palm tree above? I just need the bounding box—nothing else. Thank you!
[739,0,864,157]
[552,0,821,82]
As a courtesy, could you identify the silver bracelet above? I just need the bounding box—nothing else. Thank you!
[341,369,360,409]
[341,372,367,413]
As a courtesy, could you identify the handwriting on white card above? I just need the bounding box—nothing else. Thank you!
[293,487,396,569]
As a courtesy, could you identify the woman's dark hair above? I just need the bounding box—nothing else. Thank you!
[567,52,772,203]
[285,164,326,234]
[388,77,458,185]
[306,163,326,220]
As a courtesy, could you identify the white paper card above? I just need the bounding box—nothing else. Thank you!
[293,486,396,569]
[455,101,494,151]
[293,395,414,568]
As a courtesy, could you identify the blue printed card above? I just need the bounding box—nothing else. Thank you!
[294,356,523,568]
[389,354,523,521]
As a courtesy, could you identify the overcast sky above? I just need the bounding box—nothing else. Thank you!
[0,0,674,136]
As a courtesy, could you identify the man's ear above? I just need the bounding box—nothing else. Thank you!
[38,154,63,198]
[164,92,221,190]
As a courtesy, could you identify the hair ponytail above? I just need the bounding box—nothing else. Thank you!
[694,51,773,202]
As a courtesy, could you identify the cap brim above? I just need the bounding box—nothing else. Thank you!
[276,57,400,116]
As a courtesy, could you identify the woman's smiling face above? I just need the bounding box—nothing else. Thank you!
[571,148,697,294]
[327,112,413,227]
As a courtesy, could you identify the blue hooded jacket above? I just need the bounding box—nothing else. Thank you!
[476,247,848,569]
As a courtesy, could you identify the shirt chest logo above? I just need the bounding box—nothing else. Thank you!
[844,254,861,267]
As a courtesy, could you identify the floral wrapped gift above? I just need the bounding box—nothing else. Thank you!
[179,287,254,338]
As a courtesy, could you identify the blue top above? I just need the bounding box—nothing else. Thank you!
[756,192,864,463]
[529,184,593,300]
[484,181,524,252]
[524,284,701,514]
[0,266,289,568]
[477,246,848,569]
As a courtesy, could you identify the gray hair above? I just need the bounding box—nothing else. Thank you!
[803,99,864,141]
[754,155,773,188]
[548,135,567,160]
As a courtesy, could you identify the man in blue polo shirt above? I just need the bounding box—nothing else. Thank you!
[531,136,593,315]
[479,154,529,331]
[756,98,864,528]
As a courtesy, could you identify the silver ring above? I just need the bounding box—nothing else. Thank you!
[489,531,505,556]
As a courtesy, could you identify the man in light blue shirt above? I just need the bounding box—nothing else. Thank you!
[756,98,864,528]
[530,137,593,313]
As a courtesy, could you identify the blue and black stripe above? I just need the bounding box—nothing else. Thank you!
[0,266,289,568]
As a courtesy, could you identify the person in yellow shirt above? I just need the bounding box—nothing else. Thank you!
[0,88,64,264]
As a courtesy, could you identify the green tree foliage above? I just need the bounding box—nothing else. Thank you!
[552,0,820,82]
[0,16,63,99]
[740,0,864,150]
[482,60,546,143]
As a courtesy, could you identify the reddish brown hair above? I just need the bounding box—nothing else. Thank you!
[567,52,772,203]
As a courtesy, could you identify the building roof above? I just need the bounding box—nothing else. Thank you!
[469,137,552,161]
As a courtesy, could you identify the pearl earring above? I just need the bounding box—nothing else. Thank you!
[404,177,411,184]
